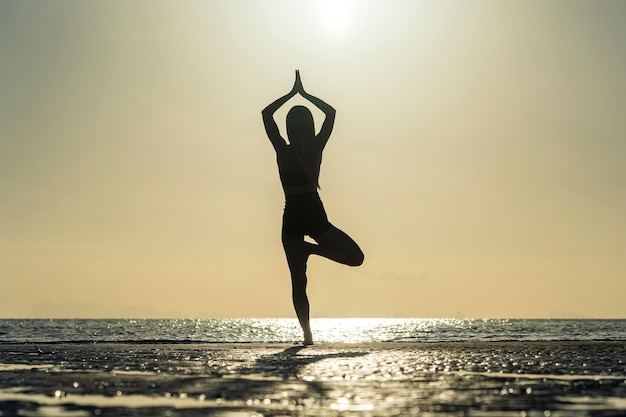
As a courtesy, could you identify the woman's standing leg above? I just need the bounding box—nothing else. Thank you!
[282,234,314,345]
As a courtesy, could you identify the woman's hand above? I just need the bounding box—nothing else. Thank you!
[293,69,304,94]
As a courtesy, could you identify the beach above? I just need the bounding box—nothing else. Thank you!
[1,341,625,416]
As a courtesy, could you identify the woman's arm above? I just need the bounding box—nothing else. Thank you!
[300,82,336,149]
[262,72,300,151]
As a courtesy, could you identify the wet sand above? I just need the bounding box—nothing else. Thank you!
[1,341,625,416]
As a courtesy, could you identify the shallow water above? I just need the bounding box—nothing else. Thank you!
[1,319,624,415]
[1,318,625,344]
[1,341,625,416]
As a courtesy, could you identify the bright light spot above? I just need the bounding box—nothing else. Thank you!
[310,318,386,343]
[318,0,352,40]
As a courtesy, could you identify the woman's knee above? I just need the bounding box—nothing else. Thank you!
[350,249,364,266]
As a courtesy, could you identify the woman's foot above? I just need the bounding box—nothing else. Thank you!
[296,240,314,268]
[303,331,314,346]
[283,236,313,273]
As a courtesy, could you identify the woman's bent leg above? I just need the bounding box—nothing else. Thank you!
[282,234,314,345]
[310,225,364,266]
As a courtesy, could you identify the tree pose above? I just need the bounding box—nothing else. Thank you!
[262,70,364,345]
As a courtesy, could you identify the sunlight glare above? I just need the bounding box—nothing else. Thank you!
[318,0,352,40]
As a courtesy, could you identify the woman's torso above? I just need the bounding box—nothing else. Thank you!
[277,145,322,196]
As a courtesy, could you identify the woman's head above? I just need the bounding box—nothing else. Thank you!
[286,105,315,144]
[285,105,320,188]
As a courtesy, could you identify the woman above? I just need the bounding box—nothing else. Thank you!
[262,70,364,345]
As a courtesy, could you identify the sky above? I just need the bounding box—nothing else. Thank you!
[1,0,625,319]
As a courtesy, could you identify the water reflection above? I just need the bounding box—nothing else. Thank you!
[1,342,625,415]
[3,318,626,343]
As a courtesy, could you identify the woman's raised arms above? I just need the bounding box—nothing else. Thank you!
[262,70,336,150]
[295,70,336,148]
[300,83,335,149]
[262,71,300,151]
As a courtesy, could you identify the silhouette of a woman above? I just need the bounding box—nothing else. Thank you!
[262,70,364,345]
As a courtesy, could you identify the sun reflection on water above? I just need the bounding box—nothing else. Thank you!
[309,318,449,343]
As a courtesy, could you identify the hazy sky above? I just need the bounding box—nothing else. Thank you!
[1,0,625,318]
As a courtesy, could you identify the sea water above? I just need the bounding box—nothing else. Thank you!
[1,319,625,416]
[1,318,624,344]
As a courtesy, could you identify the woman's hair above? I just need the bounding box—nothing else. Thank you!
[286,106,320,188]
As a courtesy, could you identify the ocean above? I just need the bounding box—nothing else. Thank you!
[2,318,624,344]
[1,319,625,416]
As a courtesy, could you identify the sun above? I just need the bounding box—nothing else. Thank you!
[317,0,352,40]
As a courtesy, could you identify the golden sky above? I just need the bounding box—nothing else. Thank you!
[1,0,625,318]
